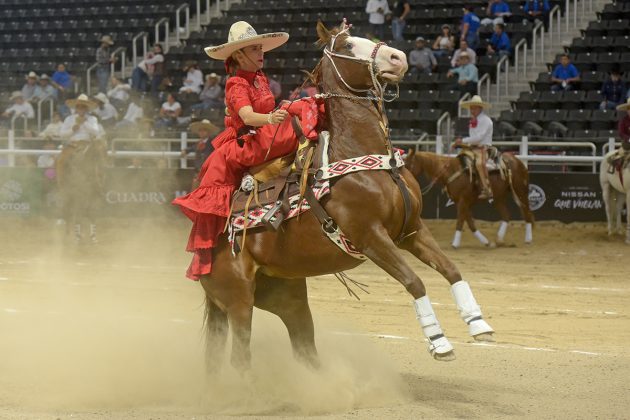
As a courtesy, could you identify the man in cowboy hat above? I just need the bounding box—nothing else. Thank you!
[447,52,479,95]
[96,35,116,93]
[21,71,40,102]
[59,94,103,143]
[2,91,35,127]
[455,95,494,199]
[33,74,57,101]
[179,60,204,94]
[191,72,223,112]
[92,92,118,129]
[181,119,220,188]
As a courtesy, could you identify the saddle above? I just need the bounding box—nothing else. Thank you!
[457,146,508,182]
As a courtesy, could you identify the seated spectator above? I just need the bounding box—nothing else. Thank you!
[447,52,479,95]
[451,40,477,67]
[179,60,204,94]
[487,23,511,59]
[432,25,456,58]
[114,93,144,133]
[107,76,131,111]
[460,5,481,50]
[51,64,73,118]
[155,93,182,129]
[34,74,57,101]
[551,54,580,92]
[600,69,627,110]
[191,73,224,113]
[92,93,119,129]
[2,91,35,127]
[482,0,512,25]
[523,0,550,27]
[38,112,63,140]
[409,37,437,74]
[21,72,40,102]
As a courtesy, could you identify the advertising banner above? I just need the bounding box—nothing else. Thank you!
[0,168,44,216]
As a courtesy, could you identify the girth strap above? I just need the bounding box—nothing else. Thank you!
[389,161,415,244]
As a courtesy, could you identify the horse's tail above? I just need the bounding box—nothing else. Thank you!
[505,154,535,226]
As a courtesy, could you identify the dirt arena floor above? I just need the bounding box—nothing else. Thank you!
[1,217,629,419]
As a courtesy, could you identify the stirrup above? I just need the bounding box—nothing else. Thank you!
[261,200,284,231]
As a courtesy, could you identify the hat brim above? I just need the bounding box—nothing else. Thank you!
[190,121,220,134]
[460,101,491,109]
[617,102,630,111]
[66,99,98,110]
[10,94,23,100]
[204,32,289,60]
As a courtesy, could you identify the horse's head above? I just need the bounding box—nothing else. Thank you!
[316,21,408,90]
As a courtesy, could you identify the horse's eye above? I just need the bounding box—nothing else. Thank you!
[345,42,353,49]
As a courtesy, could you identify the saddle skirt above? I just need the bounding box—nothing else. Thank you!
[458,147,508,178]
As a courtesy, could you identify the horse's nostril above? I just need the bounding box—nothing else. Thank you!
[391,54,400,62]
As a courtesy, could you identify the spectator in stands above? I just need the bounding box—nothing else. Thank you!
[460,5,481,49]
[409,37,437,74]
[2,91,35,127]
[191,73,224,113]
[432,25,456,58]
[51,64,73,117]
[96,35,115,94]
[482,0,512,26]
[616,99,630,152]
[551,54,580,92]
[391,1,411,41]
[39,112,63,140]
[131,44,165,96]
[487,23,511,59]
[115,92,144,133]
[366,0,391,41]
[92,93,119,129]
[181,119,220,188]
[523,0,550,28]
[179,60,204,94]
[107,77,131,111]
[35,74,57,101]
[451,40,477,68]
[155,93,182,129]
[59,94,103,143]
[447,52,479,95]
[600,69,627,110]
[21,72,40,102]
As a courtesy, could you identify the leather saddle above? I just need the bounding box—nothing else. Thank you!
[457,146,508,180]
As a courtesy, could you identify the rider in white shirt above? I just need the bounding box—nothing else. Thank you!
[60,94,103,143]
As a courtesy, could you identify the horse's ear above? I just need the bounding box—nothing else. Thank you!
[316,20,331,45]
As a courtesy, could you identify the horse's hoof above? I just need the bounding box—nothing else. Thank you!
[473,332,495,342]
[433,350,456,362]
[487,241,497,248]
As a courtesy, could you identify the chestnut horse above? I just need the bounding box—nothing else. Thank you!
[405,149,534,248]
[197,22,494,373]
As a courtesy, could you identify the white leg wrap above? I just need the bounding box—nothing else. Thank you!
[89,224,98,243]
[473,230,490,245]
[525,223,533,243]
[452,230,462,248]
[451,281,494,337]
[497,221,508,242]
[413,296,454,355]
[74,224,81,241]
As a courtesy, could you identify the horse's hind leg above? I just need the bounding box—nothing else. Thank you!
[358,227,455,361]
[200,294,228,374]
[492,194,511,245]
[402,219,494,342]
[254,273,319,369]
[512,168,534,243]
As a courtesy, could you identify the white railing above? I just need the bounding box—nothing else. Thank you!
[531,21,544,67]
[477,73,490,103]
[457,93,471,117]
[85,62,98,95]
[602,139,620,155]
[155,18,170,53]
[513,38,527,79]
[175,3,191,45]
[110,46,127,80]
[215,0,232,16]
[132,32,149,71]
[549,5,561,48]
[496,55,509,100]
[10,115,28,133]
[436,112,451,139]
[36,95,55,132]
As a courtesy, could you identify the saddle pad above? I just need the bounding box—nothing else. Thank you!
[230,180,331,232]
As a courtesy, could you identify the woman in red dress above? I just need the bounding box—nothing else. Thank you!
[173,21,321,280]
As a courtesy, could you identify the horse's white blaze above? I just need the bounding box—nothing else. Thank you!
[599,151,630,243]
[347,36,408,79]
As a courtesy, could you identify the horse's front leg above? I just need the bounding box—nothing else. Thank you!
[452,199,468,249]
[602,183,615,236]
[358,225,455,361]
[401,218,494,342]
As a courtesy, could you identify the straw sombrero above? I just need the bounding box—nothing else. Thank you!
[100,35,114,46]
[190,119,219,134]
[460,95,492,109]
[66,94,98,110]
[616,98,630,111]
[9,91,23,101]
[204,21,289,60]
[25,71,39,80]
[93,92,109,104]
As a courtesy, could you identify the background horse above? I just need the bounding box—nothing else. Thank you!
[600,151,630,244]
[405,149,534,248]
[196,22,494,374]
[56,140,107,243]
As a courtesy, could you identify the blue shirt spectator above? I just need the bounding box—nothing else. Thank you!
[461,6,481,49]
[551,55,580,91]
[490,0,511,15]
[51,64,72,90]
[524,0,550,14]
[488,24,511,57]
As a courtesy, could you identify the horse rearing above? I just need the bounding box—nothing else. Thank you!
[198,22,494,372]
[405,149,535,248]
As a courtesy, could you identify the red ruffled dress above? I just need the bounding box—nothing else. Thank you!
[173,69,322,280]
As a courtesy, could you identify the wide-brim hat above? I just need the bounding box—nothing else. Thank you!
[25,71,39,80]
[66,93,98,110]
[40,74,50,81]
[206,72,220,81]
[204,21,289,60]
[617,98,630,111]
[100,35,114,45]
[460,95,492,109]
[93,92,109,104]
[9,91,23,101]
[190,119,219,134]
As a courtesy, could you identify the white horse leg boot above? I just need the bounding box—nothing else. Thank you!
[452,230,462,248]
[473,230,490,246]
[73,224,82,243]
[451,280,494,338]
[413,296,455,359]
[497,221,508,243]
[525,223,533,244]
[89,224,98,244]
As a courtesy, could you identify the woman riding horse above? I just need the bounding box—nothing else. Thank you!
[173,21,323,280]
